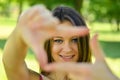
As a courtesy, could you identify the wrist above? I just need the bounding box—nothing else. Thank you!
[12,26,28,48]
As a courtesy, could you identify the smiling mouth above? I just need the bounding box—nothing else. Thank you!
[59,55,75,61]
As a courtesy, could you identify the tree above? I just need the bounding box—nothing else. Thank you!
[17,0,24,15]
[0,0,11,17]
[106,0,120,31]
[88,0,120,31]
[73,0,83,14]
[27,0,84,13]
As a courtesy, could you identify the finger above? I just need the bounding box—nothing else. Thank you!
[29,14,59,31]
[90,34,105,61]
[27,5,47,19]
[44,62,91,75]
[56,26,89,37]
[32,44,48,68]
[19,5,49,22]
[28,5,51,20]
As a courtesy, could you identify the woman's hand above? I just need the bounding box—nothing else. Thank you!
[17,5,59,67]
[17,5,89,69]
[44,34,119,80]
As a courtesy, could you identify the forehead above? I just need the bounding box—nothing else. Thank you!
[59,20,73,27]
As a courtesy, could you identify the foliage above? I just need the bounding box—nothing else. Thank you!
[0,0,11,17]
[0,0,120,31]
[27,0,83,13]
[88,0,120,31]
[0,0,84,16]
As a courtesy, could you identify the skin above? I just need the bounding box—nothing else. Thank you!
[2,5,89,80]
[44,34,120,80]
[51,21,79,62]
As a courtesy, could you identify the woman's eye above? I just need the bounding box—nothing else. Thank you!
[53,39,63,44]
[72,38,78,43]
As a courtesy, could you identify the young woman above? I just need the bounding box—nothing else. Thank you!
[2,5,90,80]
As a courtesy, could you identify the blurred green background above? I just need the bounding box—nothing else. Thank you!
[0,0,120,80]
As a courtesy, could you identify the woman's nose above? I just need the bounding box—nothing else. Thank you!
[62,42,72,53]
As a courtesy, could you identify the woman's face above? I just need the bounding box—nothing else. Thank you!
[51,20,79,62]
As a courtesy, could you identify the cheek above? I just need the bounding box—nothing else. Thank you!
[72,44,79,60]
[51,45,62,58]
[72,44,78,54]
[52,45,61,54]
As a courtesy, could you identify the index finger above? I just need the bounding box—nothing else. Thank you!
[56,26,89,37]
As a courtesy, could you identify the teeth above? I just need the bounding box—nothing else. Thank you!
[63,56,72,58]
[60,55,74,59]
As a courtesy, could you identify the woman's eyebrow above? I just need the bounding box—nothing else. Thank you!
[71,36,78,39]
[52,36,63,39]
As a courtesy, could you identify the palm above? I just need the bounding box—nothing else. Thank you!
[16,5,58,67]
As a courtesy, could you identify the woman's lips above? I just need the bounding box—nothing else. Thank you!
[59,55,75,61]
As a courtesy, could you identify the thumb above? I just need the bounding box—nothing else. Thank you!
[90,34,105,61]
[32,44,48,68]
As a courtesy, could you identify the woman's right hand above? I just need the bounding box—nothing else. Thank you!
[16,5,60,67]
[16,5,89,69]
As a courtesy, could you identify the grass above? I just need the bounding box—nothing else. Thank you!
[0,17,120,79]
[0,17,17,27]
[0,49,7,80]
[88,22,120,42]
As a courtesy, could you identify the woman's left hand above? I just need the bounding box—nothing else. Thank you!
[44,34,118,80]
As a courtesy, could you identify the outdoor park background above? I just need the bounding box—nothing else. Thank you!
[0,0,120,80]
